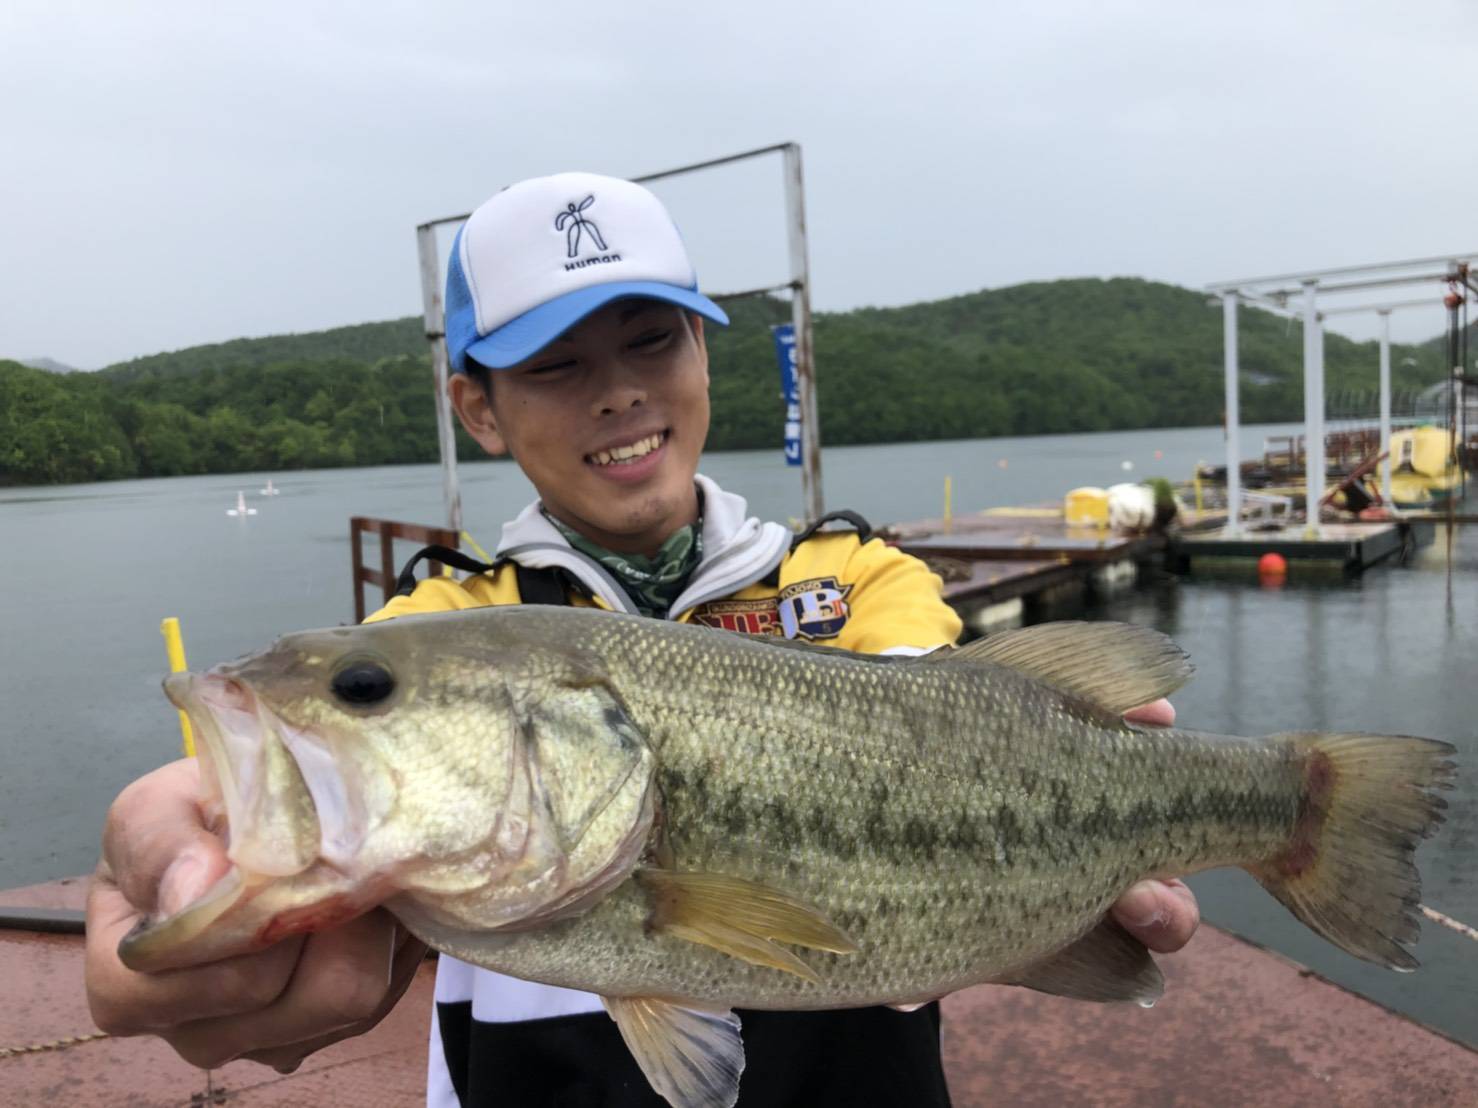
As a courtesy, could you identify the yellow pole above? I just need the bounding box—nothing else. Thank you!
[160,617,195,757]
[460,529,492,566]
[943,476,953,533]
[1193,462,1204,515]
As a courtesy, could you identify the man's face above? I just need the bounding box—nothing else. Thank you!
[450,300,710,556]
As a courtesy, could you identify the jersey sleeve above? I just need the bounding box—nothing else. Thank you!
[833,538,961,655]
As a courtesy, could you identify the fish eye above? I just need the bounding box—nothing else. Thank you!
[331,658,396,705]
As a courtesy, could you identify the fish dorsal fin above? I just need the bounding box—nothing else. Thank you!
[603,996,745,1108]
[934,621,1193,715]
[1003,918,1165,1003]
[636,869,859,983]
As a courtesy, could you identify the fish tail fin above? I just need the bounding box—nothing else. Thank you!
[1249,732,1456,970]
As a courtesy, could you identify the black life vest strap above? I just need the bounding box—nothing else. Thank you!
[514,563,575,606]
[394,545,493,597]
[393,544,576,607]
[789,509,874,549]
[759,509,875,587]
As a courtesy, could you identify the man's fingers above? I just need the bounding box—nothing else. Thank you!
[240,927,430,1073]
[1110,878,1201,954]
[1123,698,1176,727]
[160,910,420,1070]
[887,1000,935,1012]
[87,876,304,1034]
[102,758,229,914]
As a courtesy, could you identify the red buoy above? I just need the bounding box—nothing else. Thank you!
[1258,552,1288,576]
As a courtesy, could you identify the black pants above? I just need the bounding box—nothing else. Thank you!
[437,1002,953,1107]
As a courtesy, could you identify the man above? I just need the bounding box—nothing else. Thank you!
[86,172,1198,1105]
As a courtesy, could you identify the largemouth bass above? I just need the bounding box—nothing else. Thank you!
[121,608,1455,1108]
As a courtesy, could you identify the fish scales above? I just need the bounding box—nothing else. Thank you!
[407,611,1304,1008]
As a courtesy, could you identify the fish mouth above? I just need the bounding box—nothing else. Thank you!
[123,670,384,971]
[164,671,327,881]
[121,672,333,970]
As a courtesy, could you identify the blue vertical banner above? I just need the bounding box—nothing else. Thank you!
[770,323,802,466]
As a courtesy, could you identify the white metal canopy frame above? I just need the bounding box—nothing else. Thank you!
[414,143,823,535]
[1206,253,1478,535]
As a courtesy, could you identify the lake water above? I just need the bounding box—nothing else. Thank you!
[1,423,1472,1045]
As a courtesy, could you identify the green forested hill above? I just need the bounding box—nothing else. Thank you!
[703,278,1447,448]
[99,318,428,381]
[1,277,1451,485]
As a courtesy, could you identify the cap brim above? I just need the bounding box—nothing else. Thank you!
[463,281,730,370]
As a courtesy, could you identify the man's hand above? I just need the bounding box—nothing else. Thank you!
[889,697,1199,1012]
[1111,698,1200,953]
[85,758,426,1072]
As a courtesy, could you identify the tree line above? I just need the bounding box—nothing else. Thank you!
[1,277,1450,486]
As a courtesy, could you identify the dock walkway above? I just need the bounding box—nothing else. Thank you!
[3,878,1472,1105]
[881,508,1153,631]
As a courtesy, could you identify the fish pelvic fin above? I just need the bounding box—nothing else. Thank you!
[602,996,744,1108]
[636,869,859,983]
[934,621,1193,715]
[1249,732,1457,971]
[1002,918,1164,1004]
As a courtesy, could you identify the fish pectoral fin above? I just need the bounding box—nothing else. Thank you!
[1002,918,1164,1004]
[637,869,859,983]
[934,622,1192,716]
[602,996,745,1108]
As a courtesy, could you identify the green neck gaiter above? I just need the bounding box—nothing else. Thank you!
[544,510,703,618]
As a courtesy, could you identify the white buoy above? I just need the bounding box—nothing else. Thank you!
[1121,460,1134,471]
[227,490,257,517]
[260,478,280,496]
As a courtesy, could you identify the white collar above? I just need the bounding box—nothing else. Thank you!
[493,473,792,616]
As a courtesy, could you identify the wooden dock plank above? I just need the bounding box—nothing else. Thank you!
[887,509,1151,566]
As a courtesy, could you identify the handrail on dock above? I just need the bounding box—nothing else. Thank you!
[349,517,459,622]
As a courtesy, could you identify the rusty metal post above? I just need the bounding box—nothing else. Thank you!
[783,143,824,524]
[417,223,462,534]
[350,517,366,623]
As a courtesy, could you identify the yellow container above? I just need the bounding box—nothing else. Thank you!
[1064,486,1109,526]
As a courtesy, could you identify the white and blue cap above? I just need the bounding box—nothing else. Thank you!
[445,171,729,372]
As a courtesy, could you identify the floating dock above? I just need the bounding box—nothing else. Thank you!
[1170,519,1422,571]
[886,497,1459,625]
[882,508,1154,632]
[3,878,1472,1105]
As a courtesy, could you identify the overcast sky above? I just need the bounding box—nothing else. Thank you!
[4,0,1474,369]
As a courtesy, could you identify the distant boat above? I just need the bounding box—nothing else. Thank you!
[260,479,281,496]
[227,491,257,517]
[1389,426,1462,509]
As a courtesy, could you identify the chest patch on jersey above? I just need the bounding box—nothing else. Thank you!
[777,576,853,641]
[690,598,782,635]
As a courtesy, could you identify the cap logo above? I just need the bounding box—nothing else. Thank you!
[555,195,609,257]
